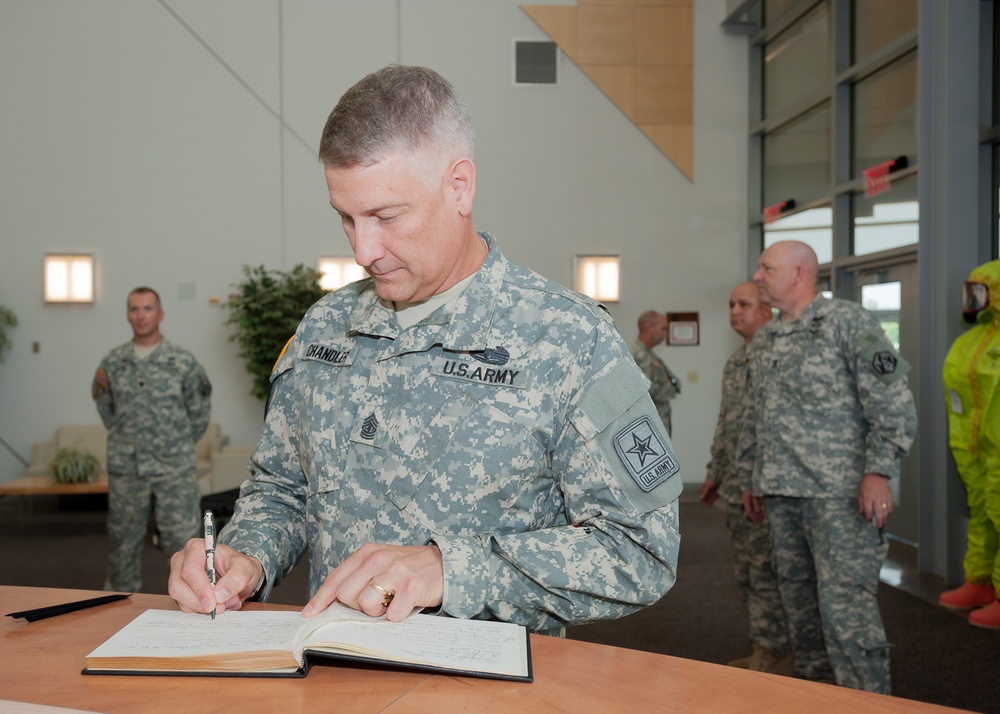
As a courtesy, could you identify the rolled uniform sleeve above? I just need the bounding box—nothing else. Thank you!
[183,362,213,442]
[736,355,758,494]
[92,358,117,429]
[852,318,917,479]
[707,347,749,504]
[220,353,310,600]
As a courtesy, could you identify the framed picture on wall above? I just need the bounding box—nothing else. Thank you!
[667,312,699,346]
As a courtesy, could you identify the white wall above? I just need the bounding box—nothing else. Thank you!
[0,0,749,485]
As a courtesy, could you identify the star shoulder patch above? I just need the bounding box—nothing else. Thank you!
[612,416,678,492]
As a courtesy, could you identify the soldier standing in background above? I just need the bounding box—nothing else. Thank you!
[630,310,682,436]
[699,282,791,674]
[93,286,212,592]
[737,241,916,694]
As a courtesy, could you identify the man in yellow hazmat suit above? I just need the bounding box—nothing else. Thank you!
[941,259,1000,628]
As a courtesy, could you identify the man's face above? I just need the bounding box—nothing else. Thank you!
[752,245,795,309]
[324,150,469,304]
[126,292,163,340]
[651,315,669,347]
[729,284,770,340]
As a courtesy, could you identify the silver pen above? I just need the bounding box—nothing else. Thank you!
[203,510,217,621]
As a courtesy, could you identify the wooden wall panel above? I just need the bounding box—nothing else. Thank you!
[522,0,694,181]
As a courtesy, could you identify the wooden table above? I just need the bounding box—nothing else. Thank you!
[0,586,968,713]
[0,475,108,522]
[0,475,109,496]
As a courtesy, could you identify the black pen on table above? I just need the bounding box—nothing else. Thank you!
[203,509,217,621]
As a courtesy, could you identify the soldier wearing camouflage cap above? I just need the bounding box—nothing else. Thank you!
[168,65,682,633]
[93,286,212,592]
[737,241,916,694]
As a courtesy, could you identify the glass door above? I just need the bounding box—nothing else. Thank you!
[856,261,920,550]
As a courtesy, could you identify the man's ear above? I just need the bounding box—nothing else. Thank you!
[792,263,805,286]
[449,158,476,217]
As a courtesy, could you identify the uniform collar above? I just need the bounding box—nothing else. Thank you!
[345,231,502,353]
[769,294,827,335]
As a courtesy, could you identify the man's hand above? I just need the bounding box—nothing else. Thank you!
[742,490,765,523]
[858,473,893,528]
[699,480,719,507]
[168,538,263,616]
[302,543,444,622]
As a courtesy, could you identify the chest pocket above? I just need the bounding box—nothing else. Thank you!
[296,345,356,495]
[377,384,548,535]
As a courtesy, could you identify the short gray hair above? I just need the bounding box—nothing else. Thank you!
[318,65,474,171]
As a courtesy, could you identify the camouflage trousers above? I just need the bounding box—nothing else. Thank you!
[725,501,790,655]
[766,496,890,695]
[106,470,201,592]
[951,447,1000,594]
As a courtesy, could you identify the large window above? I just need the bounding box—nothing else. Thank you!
[852,177,918,256]
[763,2,830,119]
[732,0,919,289]
[853,52,918,177]
[764,206,833,263]
[853,0,918,64]
[763,103,830,208]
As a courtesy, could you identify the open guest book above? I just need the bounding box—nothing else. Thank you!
[83,604,532,682]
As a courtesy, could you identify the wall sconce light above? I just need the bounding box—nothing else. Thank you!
[318,257,366,291]
[574,255,620,303]
[44,253,94,303]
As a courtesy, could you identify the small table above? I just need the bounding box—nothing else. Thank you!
[0,474,109,522]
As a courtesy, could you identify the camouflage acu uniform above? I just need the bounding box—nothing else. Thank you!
[93,339,212,591]
[221,233,682,633]
[629,339,681,436]
[737,296,916,694]
[705,343,789,656]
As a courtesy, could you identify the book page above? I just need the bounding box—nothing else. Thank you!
[87,610,307,661]
[303,614,529,678]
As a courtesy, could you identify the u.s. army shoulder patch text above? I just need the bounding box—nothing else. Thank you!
[613,416,678,492]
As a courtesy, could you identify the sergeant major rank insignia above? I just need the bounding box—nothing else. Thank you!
[613,416,678,492]
[360,412,379,440]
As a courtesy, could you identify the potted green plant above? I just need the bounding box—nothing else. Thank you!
[51,443,101,484]
[225,265,327,401]
[0,305,16,363]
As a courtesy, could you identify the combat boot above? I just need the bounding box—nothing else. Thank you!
[968,600,1000,629]
[726,650,752,668]
[747,644,793,675]
[938,581,995,610]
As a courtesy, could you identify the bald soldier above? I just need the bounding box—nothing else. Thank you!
[700,282,790,674]
[168,65,682,634]
[737,241,916,694]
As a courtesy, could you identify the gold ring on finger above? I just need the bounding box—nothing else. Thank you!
[368,579,395,607]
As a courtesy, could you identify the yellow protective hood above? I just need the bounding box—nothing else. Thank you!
[969,259,1000,323]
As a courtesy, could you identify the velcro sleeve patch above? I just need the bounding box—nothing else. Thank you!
[572,360,682,513]
[856,328,910,384]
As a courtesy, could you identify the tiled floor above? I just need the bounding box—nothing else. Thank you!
[881,539,949,605]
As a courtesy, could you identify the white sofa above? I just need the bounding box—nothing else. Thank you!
[24,423,246,496]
